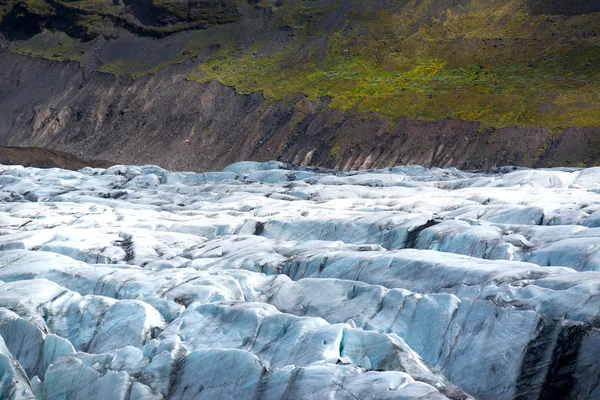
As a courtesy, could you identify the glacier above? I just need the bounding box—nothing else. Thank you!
[0,160,599,399]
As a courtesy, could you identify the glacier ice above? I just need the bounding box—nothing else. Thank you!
[1,161,600,399]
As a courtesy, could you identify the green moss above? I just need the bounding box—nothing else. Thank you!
[192,38,600,130]
[95,31,227,78]
[288,102,306,127]
[330,143,341,158]
[13,31,88,62]
[18,0,53,17]
[186,0,600,131]
[97,60,129,76]
[573,46,600,71]
[151,0,188,20]
[8,0,600,132]
[0,0,14,22]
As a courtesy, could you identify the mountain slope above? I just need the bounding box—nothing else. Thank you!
[1,0,600,170]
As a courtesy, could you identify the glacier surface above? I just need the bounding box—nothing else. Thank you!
[0,161,599,399]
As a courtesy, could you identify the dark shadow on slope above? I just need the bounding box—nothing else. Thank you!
[527,0,600,16]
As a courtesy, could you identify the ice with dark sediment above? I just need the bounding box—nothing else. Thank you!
[1,161,599,399]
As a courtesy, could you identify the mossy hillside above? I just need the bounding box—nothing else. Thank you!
[13,29,90,61]
[190,0,600,131]
[6,0,600,132]
[96,23,240,78]
[6,0,254,76]
[151,0,190,21]
[17,0,54,17]
[11,19,235,76]
[196,47,599,131]
[0,1,13,22]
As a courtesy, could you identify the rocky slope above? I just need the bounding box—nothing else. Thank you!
[1,0,600,170]
[0,145,112,169]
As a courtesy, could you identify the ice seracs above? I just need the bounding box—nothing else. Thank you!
[1,161,600,399]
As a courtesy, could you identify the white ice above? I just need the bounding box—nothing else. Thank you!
[1,161,600,399]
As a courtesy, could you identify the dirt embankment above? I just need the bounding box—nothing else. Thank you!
[0,145,112,169]
[1,51,599,172]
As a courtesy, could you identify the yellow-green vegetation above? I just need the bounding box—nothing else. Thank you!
[190,0,600,131]
[7,0,600,131]
[98,57,187,79]
[17,0,53,17]
[13,31,88,62]
[56,0,112,13]
[0,1,12,22]
[97,60,130,75]
[94,28,235,78]
[98,57,183,79]
[152,0,189,21]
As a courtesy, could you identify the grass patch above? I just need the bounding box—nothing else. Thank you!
[13,31,88,62]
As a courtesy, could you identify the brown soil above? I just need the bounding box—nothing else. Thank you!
[0,145,113,169]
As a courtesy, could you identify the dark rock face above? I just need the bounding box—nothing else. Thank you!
[125,0,241,27]
[0,0,241,40]
[527,0,600,16]
[1,51,600,172]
